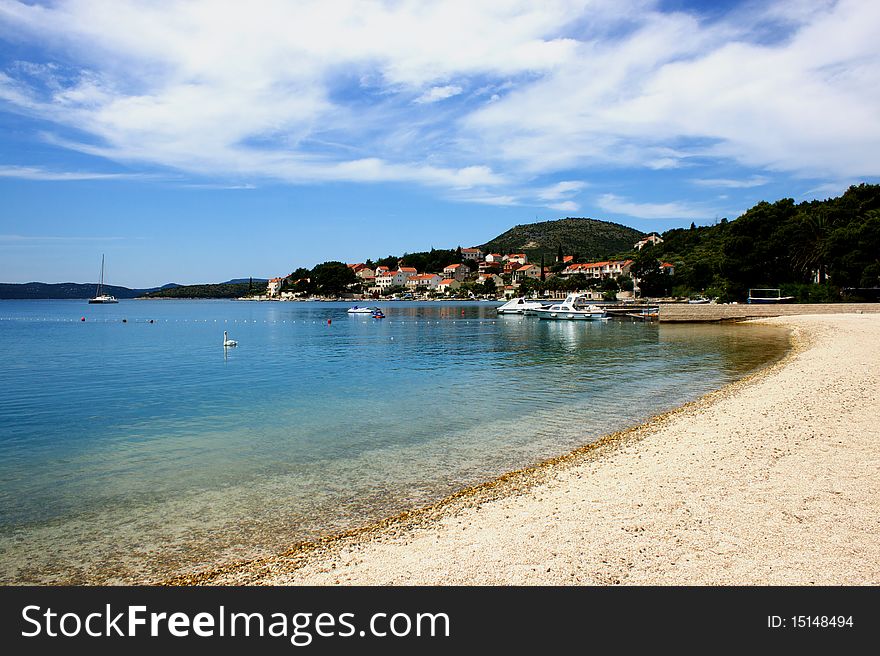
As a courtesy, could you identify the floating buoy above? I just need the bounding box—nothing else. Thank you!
[327,319,332,325]
[80,317,85,322]
[149,319,154,324]
[122,318,127,323]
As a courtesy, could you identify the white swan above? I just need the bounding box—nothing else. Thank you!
[223,330,238,347]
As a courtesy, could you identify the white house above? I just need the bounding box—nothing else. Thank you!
[375,270,409,290]
[484,253,503,263]
[406,273,442,289]
[267,277,283,297]
[635,234,663,250]
[503,253,528,265]
[461,247,484,261]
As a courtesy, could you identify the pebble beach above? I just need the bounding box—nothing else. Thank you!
[170,314,880,586]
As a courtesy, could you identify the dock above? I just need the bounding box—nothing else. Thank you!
[658,302,880,322]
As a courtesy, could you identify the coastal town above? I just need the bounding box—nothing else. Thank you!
[259,235,674,302]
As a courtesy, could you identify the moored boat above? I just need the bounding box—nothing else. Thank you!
[533,293,607,320]
[88,254,118,304]
[496,297,547,314]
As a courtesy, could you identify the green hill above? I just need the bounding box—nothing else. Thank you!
[479,218,645,262]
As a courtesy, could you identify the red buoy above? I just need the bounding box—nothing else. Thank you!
[80,317,86,322]
[327,319,332,325]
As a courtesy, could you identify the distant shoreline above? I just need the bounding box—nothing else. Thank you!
[166,314,880,586]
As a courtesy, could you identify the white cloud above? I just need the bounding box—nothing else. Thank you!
[414,85,463,104]
[536,180,587,200]
[0,234,124,242]
[691,176,770,189]
[548,201,579,212]
[596,193,711,219]
[0,0,877,202]
[0,165,142,181]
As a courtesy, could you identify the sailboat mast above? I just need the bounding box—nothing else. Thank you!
[97,254,105,296]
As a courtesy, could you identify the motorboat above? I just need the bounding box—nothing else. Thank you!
[533,293,607,320]
[88,254,118,304]
[496,297,547,314]
[348,305,380,314]
[371,308,385,319]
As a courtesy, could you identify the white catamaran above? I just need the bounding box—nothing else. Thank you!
[88,254,119,304]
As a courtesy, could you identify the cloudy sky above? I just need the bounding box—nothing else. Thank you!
[1,0,878,286]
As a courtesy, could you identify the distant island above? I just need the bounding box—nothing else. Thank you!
[0,280,267,300]
[0,282,175,300]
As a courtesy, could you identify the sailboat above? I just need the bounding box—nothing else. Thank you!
[88,254,119,304]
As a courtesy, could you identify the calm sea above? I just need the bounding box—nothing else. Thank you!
[0,299,789,583]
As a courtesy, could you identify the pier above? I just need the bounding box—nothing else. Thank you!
[658,302,880,322]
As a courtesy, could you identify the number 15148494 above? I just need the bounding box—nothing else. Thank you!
[768,616,854,629]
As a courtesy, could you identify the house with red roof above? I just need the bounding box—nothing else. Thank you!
[512,264,541,283]
[267,277,283,297]
[406,273,442,290]
[503,253,528,265]
[437,278,461,293]
[443,262,469,281]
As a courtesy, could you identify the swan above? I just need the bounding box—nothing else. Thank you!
[223,330,238,347]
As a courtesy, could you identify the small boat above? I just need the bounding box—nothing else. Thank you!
[496,297,547,314]
[533,293,607,320]
[88,254,119,304]
[747,288,794,304]
[347,305,377,314]
[688,297,710,304]
[371,309,385,319]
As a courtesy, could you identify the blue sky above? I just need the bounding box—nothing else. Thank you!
[1,0,878,287]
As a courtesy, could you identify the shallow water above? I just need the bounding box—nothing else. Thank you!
[0,299,789,583]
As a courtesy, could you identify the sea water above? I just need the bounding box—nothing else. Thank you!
[0,299,789,583]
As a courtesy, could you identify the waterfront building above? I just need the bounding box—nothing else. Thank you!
[267,277,283,297]
[406,273,442,290]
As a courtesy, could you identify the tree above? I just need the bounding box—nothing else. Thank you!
[311,261,357,296]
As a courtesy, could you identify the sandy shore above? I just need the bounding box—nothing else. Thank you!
[172,314,880,585]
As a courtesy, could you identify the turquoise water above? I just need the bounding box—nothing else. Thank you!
[0,299,789,583]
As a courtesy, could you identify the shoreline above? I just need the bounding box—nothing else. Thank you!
[166,314,880,586]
